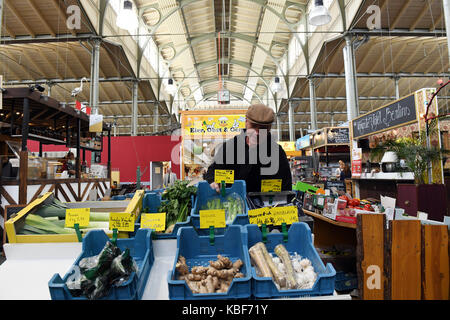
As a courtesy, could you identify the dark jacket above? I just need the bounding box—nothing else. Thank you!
[204,130,292,192]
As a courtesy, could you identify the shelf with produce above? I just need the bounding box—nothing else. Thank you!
[353,172,414,180]
[303,209,357,229]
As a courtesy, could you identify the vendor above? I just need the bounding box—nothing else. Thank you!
[204,104,292,193]
[339,161,351,181]
[64,152,76,177]
[163,166,178,187]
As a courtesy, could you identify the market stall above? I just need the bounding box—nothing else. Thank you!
[0,88,112,208]
[292,135,314,184]
[310,126,351,191]
[180,109,247,180]
[350,88,447,222]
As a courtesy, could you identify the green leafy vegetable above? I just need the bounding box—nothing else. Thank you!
[157,180,197,232]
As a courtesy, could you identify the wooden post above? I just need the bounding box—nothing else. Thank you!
[19,151,28,204]
[422,225,449,300]
[356,214,386,300]
[76,118,80,179]
[107,127,111,179]
[389,220,422,300]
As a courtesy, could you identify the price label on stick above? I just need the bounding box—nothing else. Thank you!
[109,212,135,232]
[270,206,298,226]
[214,170,234,184]
[141,213,166,232]
[65,208,90,228]
[261,179,282,192]
[199,209,226,229]
[248,207,274,226]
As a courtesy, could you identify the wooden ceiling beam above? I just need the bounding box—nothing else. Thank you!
[390,0,413,30]
[409,0,435,31]
[29,0,56,37]
[3,24,16,39]
[5,1,36,38]
[31,44,64,79]
[430,14,443,32]
[1,49,35,80]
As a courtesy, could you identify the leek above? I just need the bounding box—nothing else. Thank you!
[25,214,75,234]
[89,212,110,222]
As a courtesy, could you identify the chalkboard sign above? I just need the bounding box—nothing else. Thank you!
[352,94,417,139]
[327,128,349,144]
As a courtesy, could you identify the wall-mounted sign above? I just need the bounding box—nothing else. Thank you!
[296,135,311,150]
[327,128,349,144]
[183,114,246,136]
[351,94,417,139]
[277,141,296,152]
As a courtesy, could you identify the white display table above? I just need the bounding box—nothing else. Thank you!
[0,240,351,300]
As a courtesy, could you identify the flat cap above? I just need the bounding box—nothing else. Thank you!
[246,104,275,125]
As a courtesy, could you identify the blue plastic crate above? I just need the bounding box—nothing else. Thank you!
[167,225,252,300]
[111,195,127,200]
[335,271,357,292]
[142,192,162,214]
[191,180,248,227]
[139,193,193,239]
[48,228,154,300]
[246,222,336,298]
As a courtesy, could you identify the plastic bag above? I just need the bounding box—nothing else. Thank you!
[201,192,244,224]
[66,240,138,300]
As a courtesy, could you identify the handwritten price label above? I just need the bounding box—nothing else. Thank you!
[248,206,298,226]
[141,213,166,232]
[214,170,234,184]
[199,209,226,229]
[109,212,135,232]
[65,208,90,228]
[270,206,298,226]
[261,179,282,192]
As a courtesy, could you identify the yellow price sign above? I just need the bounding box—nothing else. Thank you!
[65,208,90,228]
[248,207,274,226]
[271,206,298,226]
[261,179,282,192]
[214,170,234,184]
[141,213,166,232]
[109,212,135,232]
[199,209,226,229]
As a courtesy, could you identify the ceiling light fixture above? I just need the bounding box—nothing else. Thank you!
[116,0,138,32]
[309,0,332,26]
[271,76,281,93]
[167,78,177,96]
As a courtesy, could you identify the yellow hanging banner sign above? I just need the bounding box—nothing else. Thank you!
[140,213,166,232]
[261,179,282,192]
[199,209,226,229]
[184,114,246,136]
[65,208,90,228]
[109,212,135,232]
[214,169,234,184]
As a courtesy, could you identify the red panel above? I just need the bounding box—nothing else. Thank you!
[28,136,182,184]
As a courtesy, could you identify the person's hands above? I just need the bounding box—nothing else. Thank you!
[210,182,220,193]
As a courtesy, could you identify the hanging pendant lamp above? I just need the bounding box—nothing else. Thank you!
[308,0,332,26]
[116,0,138,31]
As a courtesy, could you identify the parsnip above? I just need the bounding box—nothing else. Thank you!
[256,242,286,288]
[274,244,297,289]
[249,242,273,278]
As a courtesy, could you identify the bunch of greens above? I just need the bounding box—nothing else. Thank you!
[157,180,197,233]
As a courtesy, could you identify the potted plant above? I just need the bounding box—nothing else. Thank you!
[369,118,449,221]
